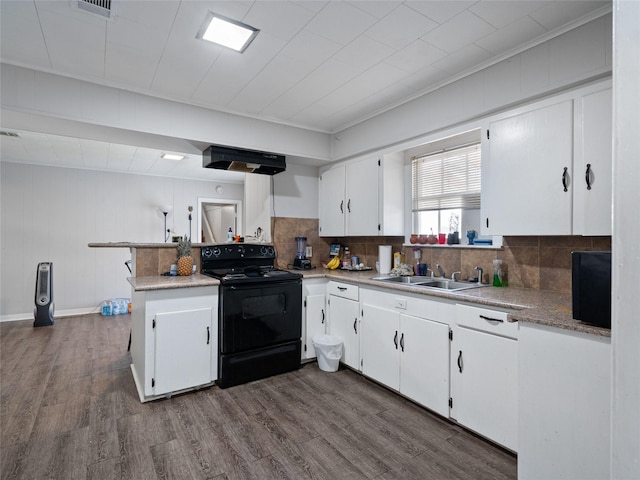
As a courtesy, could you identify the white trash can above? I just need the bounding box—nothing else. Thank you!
[312,334,343,372]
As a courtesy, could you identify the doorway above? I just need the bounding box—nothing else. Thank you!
[197,198,243,243]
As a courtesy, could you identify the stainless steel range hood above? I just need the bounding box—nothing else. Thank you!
[203,144,286,175]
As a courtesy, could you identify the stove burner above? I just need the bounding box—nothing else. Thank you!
[201,243,301,284]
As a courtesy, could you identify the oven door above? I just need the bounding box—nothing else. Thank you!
[220,279,302,354]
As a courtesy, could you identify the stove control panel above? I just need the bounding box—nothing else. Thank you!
[201,244,275,261]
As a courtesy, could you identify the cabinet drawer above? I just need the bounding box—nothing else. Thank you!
[456,304,517,340]
[327,281,359,301]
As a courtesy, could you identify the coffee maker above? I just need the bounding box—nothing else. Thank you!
[293,236,312,270]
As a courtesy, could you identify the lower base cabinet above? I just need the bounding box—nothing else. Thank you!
[153,308,214,395]
[327,281,360,370]
[400,313,450,417]
[452,304,518,451]
[518,322,611,479]
[360,290,452,417]
[130,286,218,402]
[302,279,327,360]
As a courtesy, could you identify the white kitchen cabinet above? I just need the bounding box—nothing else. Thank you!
[573,85,612,235]
[319,153,403,237]
[302,278,327,360]
[481,80,612,237]
[360,288,452,417]
[154,308,214,395]
[482,99,574,235]
[399,313,450,417]
[452,304,517,451]
[518,322,611,480]
[318,165,346,237]
[327,281,360,370]
[360,303,400,389]
[130,285,218,402]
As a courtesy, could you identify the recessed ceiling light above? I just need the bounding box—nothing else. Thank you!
[161,153,185,161]
[197,12,259,53]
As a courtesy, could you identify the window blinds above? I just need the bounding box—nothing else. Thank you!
[412,143,481,212]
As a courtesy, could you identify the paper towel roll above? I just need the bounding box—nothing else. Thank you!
[378,245,392,274]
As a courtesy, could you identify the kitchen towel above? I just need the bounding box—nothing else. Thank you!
[379,245,392,274]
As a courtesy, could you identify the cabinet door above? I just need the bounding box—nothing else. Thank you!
[482,100,573,235]
[400,314,450,417]
[328,295,360,370]
[154,308,213,395]
[304,293,326,360]
[319,166,346,237]
[346,156,379,236]
[573,87,612,235]
[455,327,518,451]
[361,304,400,390]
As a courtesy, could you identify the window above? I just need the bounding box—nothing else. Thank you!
[411,135,481,237]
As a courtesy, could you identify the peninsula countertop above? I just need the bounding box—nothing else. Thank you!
[127,274,219,291]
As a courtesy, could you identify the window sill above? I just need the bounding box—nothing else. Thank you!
[403,243,503,250]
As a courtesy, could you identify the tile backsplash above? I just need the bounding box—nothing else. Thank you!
[271,217,611,294]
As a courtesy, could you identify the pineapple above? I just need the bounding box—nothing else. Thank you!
[176,235,193,276]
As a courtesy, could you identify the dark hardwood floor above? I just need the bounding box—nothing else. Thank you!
[1,314,516,479]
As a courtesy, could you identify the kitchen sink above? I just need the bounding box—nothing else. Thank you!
[372,275,487,291]
[371,275,433,285]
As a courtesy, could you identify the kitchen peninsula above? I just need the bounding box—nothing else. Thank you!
[90,242,220,403]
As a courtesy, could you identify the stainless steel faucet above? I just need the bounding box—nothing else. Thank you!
[474,266,483,284]
[451,271,461,281]
[436,264,446,278]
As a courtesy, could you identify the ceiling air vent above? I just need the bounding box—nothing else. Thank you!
[77,0,112,18]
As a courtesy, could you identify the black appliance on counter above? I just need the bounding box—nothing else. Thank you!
[201,244,302,388]
[572,251,611,329]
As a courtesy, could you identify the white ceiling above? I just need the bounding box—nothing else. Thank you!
[0,0,610,180]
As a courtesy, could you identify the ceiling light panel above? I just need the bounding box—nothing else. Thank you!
[197,12,259,53]
[161,153,185,161]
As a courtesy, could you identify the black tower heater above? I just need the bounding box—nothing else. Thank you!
[34,262,54,327]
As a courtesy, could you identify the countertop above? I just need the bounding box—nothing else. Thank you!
[126,267,610,338]
[297,268,611,338]
[127,274,219,291]
[89,242,210,248]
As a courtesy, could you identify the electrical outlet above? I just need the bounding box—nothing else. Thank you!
[306,246,313,257]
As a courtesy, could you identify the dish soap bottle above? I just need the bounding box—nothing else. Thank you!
[493,259,504,287]
[227,226,233,243]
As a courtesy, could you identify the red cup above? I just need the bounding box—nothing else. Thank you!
[438,233,446,244]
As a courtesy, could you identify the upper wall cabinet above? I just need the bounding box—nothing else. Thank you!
[573,86,612,236]
[319,153,403,237]
[481,80,612,236]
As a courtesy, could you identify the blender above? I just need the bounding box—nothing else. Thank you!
[293,236,311,270]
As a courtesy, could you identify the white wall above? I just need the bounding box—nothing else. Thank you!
[273,163,319,219]
[611,0,640,477]
[332,14,612,160]
[0,162,242,320]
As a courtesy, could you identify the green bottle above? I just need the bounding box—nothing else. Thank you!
[493,259,503,287]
